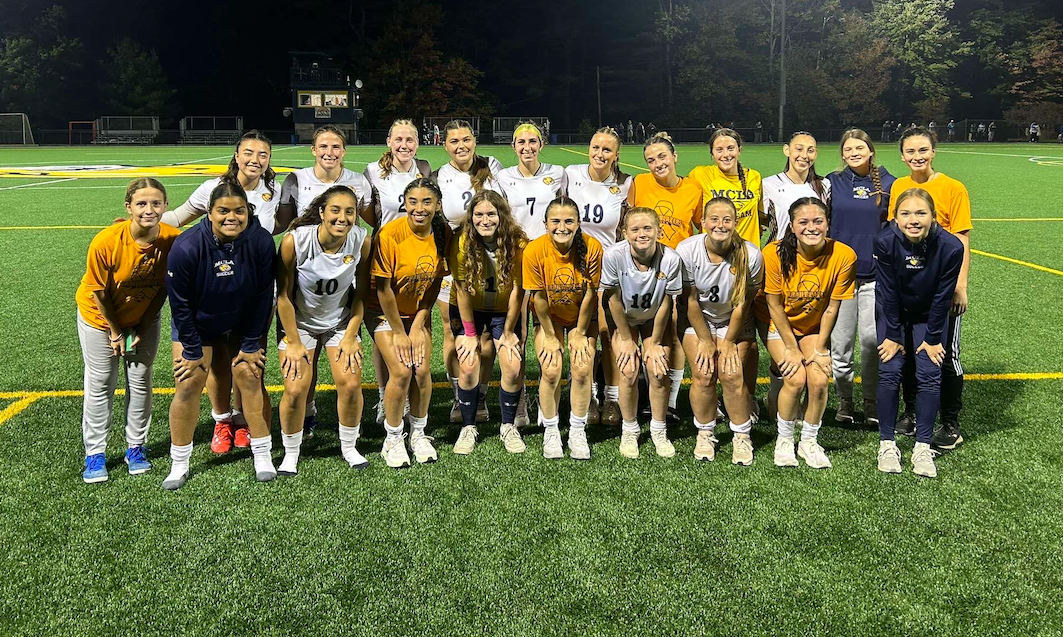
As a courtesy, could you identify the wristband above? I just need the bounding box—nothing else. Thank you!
[814,349,830,357]
[462,320,477,338]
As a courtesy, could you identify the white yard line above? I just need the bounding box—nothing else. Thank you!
[0,178,77,191]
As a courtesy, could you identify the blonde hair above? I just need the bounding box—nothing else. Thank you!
[378,118,417,178]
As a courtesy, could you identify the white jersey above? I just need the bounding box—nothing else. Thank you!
[171,176,281,233]
[675,235,763,326]
[363,158,432,227]
[498,163,568,241]
[761,172,831,243]
[432,156,506,228]
[280,167,372,217]
[599,241,683,327]
[290,223,368,333]
[564,164,630,248]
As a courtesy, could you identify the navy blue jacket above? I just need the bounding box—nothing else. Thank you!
[828,165,896,280]
[873,222,963,346]
[166,216,276,360]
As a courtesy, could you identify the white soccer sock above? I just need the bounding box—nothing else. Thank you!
[569,413,588,432]
[542,414,560,431]
[449,374,459,400]
[279,431,303,474]
[694,418,717,432]
[338,424,362,465]
[777,415,796,439]
[409,414,428,437]
[384,419,404,438]
[801,421,821,441]
[621,419,640,434]
[231,409,246,426]
[605,385,620,402]
[250,435,275,475]
[649,418,667,434]
[729,418,752,435]
[211,410,232,424]
[166,442,193,481]
[667,368,684,409]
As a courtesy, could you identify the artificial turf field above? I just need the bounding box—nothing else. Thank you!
[0,141,1061,636]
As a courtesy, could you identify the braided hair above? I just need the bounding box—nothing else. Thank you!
[709,128,748,193]
[839,128,885,208]
[403,177,448,260]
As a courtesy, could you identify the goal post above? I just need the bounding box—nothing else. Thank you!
[68,120,97,145]
[0,113,35,145]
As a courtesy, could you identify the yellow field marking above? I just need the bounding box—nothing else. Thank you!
[556,146,649,173]
[972,248,1063,277]
[2,371,1059,404]
[973,218,1063,222]
[0,395,42,426]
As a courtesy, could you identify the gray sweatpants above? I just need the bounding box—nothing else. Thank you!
[77,312,161,456]
[830,279,878,402]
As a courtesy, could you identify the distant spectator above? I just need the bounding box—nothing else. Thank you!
[968,124,975,142]
[627,120,634,144]
[636,121,645,143]
[928,121,936,136]
[1029,122,1039,142]
[977,122,986,141]
[882,120,891,143]
[648,122,657,138]
[988,121,996,142]
[755,120,764,143]
[947,119,955,142]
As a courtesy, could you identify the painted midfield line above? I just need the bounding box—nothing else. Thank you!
[1,372,1060,426]
[972,249,1063,277]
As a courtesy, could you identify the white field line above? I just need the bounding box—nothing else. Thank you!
[0,178,76,191]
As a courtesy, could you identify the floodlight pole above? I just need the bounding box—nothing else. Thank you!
[596,66,602,128]
[777,0,786,142]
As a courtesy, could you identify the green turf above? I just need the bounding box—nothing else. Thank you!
[1,143,1062,636]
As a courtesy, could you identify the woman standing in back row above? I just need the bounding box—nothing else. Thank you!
[828,129,895,426]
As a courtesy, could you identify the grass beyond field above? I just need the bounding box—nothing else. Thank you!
[0,142,1061,636]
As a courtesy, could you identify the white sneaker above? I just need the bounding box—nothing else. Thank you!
[797,438,832,469]
[731,433,753,466]
[543,427,563,459]
[453,425,478,455]
[773,436,799,467]
[694,431,718,461]
[381,434,410,469]
[449,400,462,424]
[515,389,529,428]
[619,431,640,459]
[650,429,675,458]
[253,453,277,482]
[343,447,369,470]
[911,442,938,478]
[499,423,526,453]
[278,454,299,476]
[878,440,902,474]
[476,397,489,423]
[568,427,591,460]
[375,401,385,426]
[409,431,438,464]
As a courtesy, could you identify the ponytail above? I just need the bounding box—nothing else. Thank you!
[726,234,750,308]
[572,228,589,280]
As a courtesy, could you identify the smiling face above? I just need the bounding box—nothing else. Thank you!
[901,135,936,175]
[588,132,619,175]
[841,136,872,172]
[711,135,742,175]
[624,211,660,253]
[702,201,737,244]
[312,132,346,171]
[513,130,542,167]
[643,142,676,181]
[790,203,828,250]
[208,195,249,241]
[470,199,500,242]
[445,127,476,166]
[126,187,166,230]
[895,195,934,243]
[319,192,358,241]
[387,124,419,167]
[784,134,818,173]
[544,202,580,250]
[404,186,440,232]
[236,139,271,181]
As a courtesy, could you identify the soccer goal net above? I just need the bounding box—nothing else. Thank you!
[0,113,35,145]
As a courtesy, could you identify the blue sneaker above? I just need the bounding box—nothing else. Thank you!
[125,446,152,475]
[83,453,108,484]
[303,414,318,439]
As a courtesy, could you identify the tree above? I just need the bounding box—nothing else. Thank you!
[871,0,970,120]
[1004,20,1063,129]
[0,4,85,125]
[101,38,179,120]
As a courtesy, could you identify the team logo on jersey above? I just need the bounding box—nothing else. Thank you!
[729,266,737,275]
[548,268,582,305]
[543,177,554,185]
[789,274,824,312]
[416,173,423,179]
[609,186,622,195]
[656,271,667,281]
[343,254,355,264]
[261,192,273,202]
[853,185,871,200]
[214,260,235,277]
[906,254,924,269]
[399,255,439,299]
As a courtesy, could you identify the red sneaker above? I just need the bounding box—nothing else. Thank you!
[210,420,234,454]
[233,423,251,449]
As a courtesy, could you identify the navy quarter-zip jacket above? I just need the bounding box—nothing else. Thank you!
[873,222,963,346]
[828,165,896,280]
[166,216,276,360]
